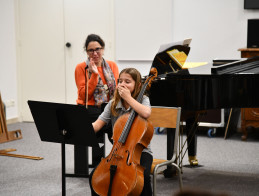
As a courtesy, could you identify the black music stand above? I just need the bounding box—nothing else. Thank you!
[28,100,100,196]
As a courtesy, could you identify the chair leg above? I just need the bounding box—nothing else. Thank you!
[172,163,183,190]
[152,163,183,196]
[153,167,158,196]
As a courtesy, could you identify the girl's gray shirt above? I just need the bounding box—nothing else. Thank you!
[98,95,152,155]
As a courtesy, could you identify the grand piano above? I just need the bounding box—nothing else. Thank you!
[150,56,259,110]
[148,45,259,168]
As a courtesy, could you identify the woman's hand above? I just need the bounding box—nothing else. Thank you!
[89,58,98,74]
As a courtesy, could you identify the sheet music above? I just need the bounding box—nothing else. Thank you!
[157,38,192,53]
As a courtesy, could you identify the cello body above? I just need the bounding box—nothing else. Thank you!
[92,113,154,196]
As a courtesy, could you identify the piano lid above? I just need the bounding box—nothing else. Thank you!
[211,56,259,75]
[150,40,191,77]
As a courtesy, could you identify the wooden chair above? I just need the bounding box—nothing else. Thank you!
[0,92,42,160]
[148,106,183,196]
[0,92,22,143]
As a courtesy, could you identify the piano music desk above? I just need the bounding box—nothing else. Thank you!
[182,62,208,69]
[238,48,259,140]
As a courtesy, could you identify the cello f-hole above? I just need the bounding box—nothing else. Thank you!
[126,150,131,166]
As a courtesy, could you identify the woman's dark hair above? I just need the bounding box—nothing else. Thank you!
[84,34,105,51]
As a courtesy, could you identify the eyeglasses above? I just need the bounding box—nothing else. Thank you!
[87,47,103,54]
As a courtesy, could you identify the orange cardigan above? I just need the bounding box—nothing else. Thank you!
[75,60,119,105]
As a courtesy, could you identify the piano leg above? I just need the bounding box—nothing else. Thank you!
[164,128,177,178]
[181,110,199,166]
[186,117,198,166]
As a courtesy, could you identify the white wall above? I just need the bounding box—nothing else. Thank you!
[1,0,259,121]
[116,0,259,77]
[115,0,173,61]
[171,0,259,62]
[0,0,18,120]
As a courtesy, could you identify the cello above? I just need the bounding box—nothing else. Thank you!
[91,68,157,196]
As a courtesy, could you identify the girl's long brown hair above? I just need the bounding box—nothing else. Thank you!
[111,68,142,116]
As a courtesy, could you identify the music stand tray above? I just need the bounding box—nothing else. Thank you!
[28,100,99,196]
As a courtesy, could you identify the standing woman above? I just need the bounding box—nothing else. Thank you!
[75,34,119,108]
[75,34,119,167]
[90,68,153,196]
